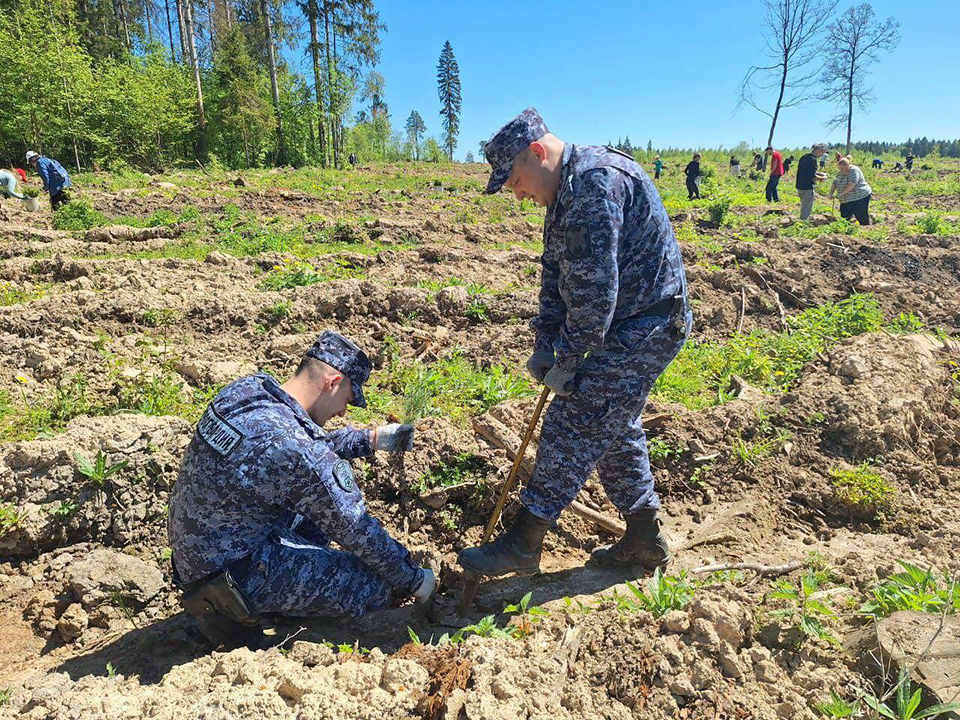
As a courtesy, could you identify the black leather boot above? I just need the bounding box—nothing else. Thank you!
[457,507,552,577]
[591,508,670,570]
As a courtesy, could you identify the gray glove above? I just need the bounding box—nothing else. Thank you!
[375,424,415,452]
[526,346,555,382]
[412,568,436,603]
[543,365,576,396]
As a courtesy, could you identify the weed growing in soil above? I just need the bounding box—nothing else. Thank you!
[887,312,925,334]
[52,200,108,231]
[648,437,683,462]
[731,429,789,467]
[75,450,128,487]
[370,351,535,424]
[829,463,896,519]
[266,300,291,321]
[413,453,489,494]
[813,690,859,718]
[2,375,95,440]
[767,569,840,648]
[861,665,960,720]
[0,503,27,535]
[409,593,550,647]
[616,567,695,617]
[859,561,959,620]
[0,688,11,706]
[0,281,45,305]
[45,500,78,519]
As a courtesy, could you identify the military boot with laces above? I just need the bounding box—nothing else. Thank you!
[591,507,670,570]
[457,507,552,577]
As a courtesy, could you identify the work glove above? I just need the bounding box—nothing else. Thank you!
[526,346,555,382]
[375,423,415,452]
[412,568,436,603]
[543,365,576,396]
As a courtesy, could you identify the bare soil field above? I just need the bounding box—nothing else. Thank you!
[1,160,959,719]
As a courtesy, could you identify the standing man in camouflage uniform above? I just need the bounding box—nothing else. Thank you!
[458,109,691,578]
[168,331,434,641]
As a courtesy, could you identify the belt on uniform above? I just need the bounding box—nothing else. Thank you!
[172,553,256,593]
[631,294,689,340]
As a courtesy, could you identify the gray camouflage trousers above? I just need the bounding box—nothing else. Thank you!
[232,513,392,617]
[521,312,692,521]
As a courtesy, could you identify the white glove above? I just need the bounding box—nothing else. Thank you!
[412,568,436,603]
[375,424,415,452]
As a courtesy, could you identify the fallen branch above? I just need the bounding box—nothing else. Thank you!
[569,500,625,536]
[736,285,746,336]
[691,560,804,577]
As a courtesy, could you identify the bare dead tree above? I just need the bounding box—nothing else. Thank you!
[819,3,900,154]
[737,0,838,148]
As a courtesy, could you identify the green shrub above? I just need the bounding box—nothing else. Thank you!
[52,200,107,231]
[707,195,734,226]
[916,211,946,235]
[829,463,895,517]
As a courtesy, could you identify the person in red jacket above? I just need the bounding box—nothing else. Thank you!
[764,146,784,202]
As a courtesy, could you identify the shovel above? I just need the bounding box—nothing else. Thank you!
[457,386,551,614]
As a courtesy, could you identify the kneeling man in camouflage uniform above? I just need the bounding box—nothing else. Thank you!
[459,109,692,578]
[168,331,434,642]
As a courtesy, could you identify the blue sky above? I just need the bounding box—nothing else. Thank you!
[285,0,959,159]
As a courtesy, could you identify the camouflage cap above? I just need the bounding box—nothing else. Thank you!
[305,331,371,408]
[482,107,549,194]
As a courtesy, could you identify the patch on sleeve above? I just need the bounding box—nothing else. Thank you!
[333,460,355,493]
[196,405,243,457]
[565,225,591,260]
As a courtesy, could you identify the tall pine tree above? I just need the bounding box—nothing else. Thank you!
[405,110,425,160]
[436,40,460,161]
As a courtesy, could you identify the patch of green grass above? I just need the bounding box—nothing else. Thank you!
[52,200,108,231]
[258,259,364,290]
[859,561,959,620]
[653,295,884,409]
[829,463,895,518]
[360,348,536,425]
[0,281,45,306]
[0,375,96,441]
[731,429,788,467]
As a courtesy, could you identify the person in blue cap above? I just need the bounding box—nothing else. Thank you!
[458,108,691,580]
[168,330,433,645]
